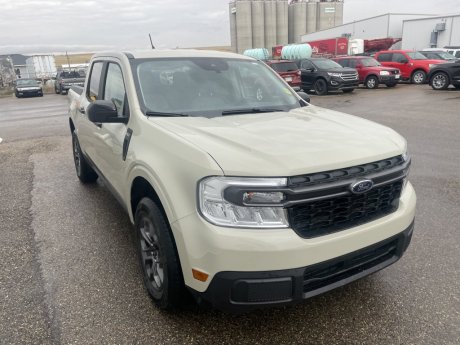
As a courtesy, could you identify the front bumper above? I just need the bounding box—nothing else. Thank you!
[379,75,401,84]
[328,77,359,90]
[171,182,416,310]
[190,221,413,313]
[16,89,42,96]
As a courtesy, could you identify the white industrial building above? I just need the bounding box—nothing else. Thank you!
[229,0,344,54]
[402,14,460,50]
[300,13,435,48]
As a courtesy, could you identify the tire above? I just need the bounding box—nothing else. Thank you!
[342,88,354,93]
[365,75,379,89]
[386,83,397,88]
[314,79,328,96]
[430,72,449,90]
[15,91,20,98]
[135,197,187,310]
[411,70,427,84]
[72,131,98,183]
[55,87,60,94]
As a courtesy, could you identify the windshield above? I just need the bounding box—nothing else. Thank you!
[312,59,343,70]
[436,52,456,60]
[361,58,381,67]
[270,62,299,73]
[16,79,38,86]
[132,58,301,117]
[406,52,427,60]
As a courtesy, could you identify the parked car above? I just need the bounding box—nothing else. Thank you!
[14,78,43,98]
[427,60,460,90]
[445,46,460,59]
[375,50,445,84]
[333,56,400,89]
[265,60,301,89]
[294,58,359,95]
[68,50,415,312]
[419,50,459,62]
[54,70,86,95]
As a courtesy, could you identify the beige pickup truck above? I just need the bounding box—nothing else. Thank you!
[68,50,416,312]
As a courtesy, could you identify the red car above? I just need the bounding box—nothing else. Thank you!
[374,50,445,84]
[333,56,401,89]
[265,60,301,89]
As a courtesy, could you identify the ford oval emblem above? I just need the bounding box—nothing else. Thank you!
[351,179,374,194]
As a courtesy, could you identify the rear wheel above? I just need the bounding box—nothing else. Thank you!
[72,131,98,183]
[314,79,328,96]
[431,72,449,90]
[365,75,379,89]
[411,70,427,84]
[135,198,188,309]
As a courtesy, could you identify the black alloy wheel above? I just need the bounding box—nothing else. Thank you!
[135,198,188,309]
[314,79,328,96]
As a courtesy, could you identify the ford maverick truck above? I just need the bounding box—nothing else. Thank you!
[68,50,416,312]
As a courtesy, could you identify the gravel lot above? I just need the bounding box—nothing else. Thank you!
[0,86,459,345]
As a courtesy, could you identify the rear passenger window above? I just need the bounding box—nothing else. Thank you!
[87,62,104,101]
[377,53,392,62]
[348,59,357,68]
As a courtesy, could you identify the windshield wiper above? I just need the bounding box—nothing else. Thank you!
[222,108,285,116]
[146,111,190,117]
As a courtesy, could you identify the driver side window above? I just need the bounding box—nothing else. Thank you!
[103,63,129,117]
[301,60,314,70]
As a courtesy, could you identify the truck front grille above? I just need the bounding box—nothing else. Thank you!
[288,180,402,238]
[285,156,409,238]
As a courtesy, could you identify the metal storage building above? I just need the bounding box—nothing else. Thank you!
[301,13,435,47]
[402,14,460,50]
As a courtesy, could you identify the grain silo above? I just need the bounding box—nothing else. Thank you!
[251,1,265,48]
[306,2,318,34]
[292,2,307,44]
[276,1,289,45]
[264,1,277,49]
[316,1,343,31]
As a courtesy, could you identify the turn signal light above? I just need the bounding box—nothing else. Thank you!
[192,269,209,282]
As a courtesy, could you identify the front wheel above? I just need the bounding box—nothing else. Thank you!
[135,198,188,309]
[314,79,328,96]
[365,75,379,89]
[411,70,427,84]
[72,131,98,183]
[431,72,449,90]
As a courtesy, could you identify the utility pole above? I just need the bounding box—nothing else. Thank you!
[148,34,155,49]
[66,51,71,70]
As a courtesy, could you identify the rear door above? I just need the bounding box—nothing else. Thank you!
[76,61,105,166]
[376,53,393,68]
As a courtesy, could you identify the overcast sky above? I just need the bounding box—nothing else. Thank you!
[0,0,459,54]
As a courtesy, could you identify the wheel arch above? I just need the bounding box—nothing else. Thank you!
[69,118,75,135]
[130,176,169,226]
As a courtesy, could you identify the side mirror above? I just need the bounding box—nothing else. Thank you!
[297,91,310,104]
[87,100,128,124]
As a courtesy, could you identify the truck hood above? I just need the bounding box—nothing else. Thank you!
[151,106,406,176]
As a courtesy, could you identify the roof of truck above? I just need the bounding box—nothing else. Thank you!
[92,49,251,60]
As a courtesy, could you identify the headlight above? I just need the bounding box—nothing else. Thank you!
[402,152,411,190]
[198,177,289,228]
[379,71,390,76]
[327,72,342,77]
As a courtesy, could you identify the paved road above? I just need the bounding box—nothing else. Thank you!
[0,88,459,345]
